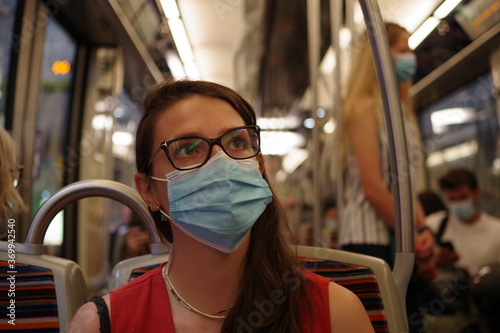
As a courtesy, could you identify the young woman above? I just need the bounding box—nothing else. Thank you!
[70,80,374,332]
[338,23,435,273]
[337,23,436,333]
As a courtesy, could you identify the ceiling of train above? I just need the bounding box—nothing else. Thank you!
[178,0,442,117]
[55,0,442,114]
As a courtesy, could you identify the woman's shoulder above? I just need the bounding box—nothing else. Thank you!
[68,295,110,333]
[328,282,374,332]
[69,264,166,333]
[301,271,374,332]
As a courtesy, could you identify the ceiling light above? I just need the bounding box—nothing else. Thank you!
[260,131,305,155]
[409,16,440,49]
[323,118,336,134]
[320,46,336,75]
[183,62,201,79]
[340,27,352,48]
[442,140,477,161]
[112,131,134,147]
[303,118,315,129]
[430,107,476,133]
[168,18,194,64]
[165,50,186,79]
[257,116,300,130]
[433,0,462,19]
[426,140,477,167]
[316,108,326,118]
[92,115,113,131]
[159,0,180,19]
[282,148,309,174]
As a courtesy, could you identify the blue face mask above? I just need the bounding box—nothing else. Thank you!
[449,199,476,221]
[395,53,417,82]
[152,152,273,253]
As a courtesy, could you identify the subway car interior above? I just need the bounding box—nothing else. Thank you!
[0,0,499,332]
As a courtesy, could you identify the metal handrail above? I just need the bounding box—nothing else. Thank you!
[24,179,168,256]
[358,0,415,326]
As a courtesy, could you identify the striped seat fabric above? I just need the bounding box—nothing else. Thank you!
[0,261,59,332]
[129,263,161,281]
[299,258,389,333]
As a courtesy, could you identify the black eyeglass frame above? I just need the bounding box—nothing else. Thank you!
[145,125,261,172]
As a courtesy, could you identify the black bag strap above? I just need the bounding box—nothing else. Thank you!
[435,212,449,244]
[89,295,111,333]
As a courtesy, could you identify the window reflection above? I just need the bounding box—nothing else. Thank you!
[0,0,18,127]
[32,16,77,247]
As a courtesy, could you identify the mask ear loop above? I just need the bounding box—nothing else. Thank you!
[152,200,172,222]
[152,203,174,246]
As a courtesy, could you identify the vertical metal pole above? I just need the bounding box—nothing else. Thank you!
[358,0,414,325]
[330,0,342,230]
[307,0,322,247]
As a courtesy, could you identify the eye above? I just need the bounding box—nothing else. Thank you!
[170,139,204,158]
[225,131,252,150]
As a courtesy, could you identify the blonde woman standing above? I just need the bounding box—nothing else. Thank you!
[338,23,434,274]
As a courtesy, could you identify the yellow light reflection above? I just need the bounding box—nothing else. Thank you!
[52,60,71,75]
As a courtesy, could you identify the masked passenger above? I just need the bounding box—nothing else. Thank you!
[70,80,374,333]
[337,22,434,273]
[336,23,436,333]
[426,168,500,277]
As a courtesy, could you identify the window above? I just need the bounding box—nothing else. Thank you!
[0,0,19,127]
[32,16,77,246]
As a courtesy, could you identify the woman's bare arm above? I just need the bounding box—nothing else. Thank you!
[68,295,110,333]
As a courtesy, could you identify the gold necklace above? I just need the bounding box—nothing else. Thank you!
[162,264,233,319]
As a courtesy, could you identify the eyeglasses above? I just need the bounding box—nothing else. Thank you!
[146,125,261,171]
[13,164,23,187]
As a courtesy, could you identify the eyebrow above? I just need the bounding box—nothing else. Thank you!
[164,126,244,141]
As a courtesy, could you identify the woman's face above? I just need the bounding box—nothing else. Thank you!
[390,30,411,59]
[145,94,248,212]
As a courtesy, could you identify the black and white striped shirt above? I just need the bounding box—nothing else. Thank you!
[338,115,421,246]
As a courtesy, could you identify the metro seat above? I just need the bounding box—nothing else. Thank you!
[0,180,168,332]
[0,242,87,332]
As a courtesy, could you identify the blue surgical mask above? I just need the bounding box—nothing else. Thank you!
[151,151,273,253]
[449,199,476,221]
[395,53,417,82]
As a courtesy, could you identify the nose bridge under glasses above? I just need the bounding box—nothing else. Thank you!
[206,136,226,159]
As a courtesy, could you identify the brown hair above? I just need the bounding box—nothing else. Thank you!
[439,167,478,191]
[135,79,311,332]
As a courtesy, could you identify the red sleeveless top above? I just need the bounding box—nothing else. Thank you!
[110,263,331,332]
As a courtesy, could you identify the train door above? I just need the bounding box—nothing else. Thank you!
[5,1,83,253]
